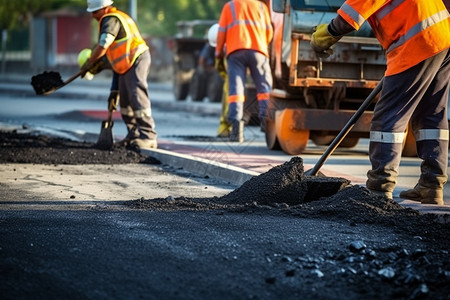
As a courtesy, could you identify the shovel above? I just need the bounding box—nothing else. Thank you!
[31,70,82,95]
[305,77,384,176]
[95,108,115,150]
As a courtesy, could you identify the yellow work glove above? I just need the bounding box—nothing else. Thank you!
[108,90,120,111]
[215,58,227,78]
[310,24,341,58]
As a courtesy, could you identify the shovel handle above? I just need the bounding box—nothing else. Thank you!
[107,109,113,123]
[307,77,384,176]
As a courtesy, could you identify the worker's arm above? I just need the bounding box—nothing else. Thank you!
[328,15,355,37]
[81,16,119,77]
[88,44,107,64]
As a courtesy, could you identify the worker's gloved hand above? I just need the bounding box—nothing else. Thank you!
[215,58,227,78]
[80,59,104,78]
[108,90,120,111]
[89,59,105,75]
[310,24,342,58]
[80,61,93,78]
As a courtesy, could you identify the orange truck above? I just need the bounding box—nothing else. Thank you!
[266,0,418,156]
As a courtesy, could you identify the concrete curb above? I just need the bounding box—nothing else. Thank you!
[141,148,258,186]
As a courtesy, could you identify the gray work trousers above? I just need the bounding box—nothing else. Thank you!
[367,49,450,192]
[118,50,157,140]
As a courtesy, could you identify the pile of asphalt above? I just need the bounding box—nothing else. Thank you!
[0,130,159,165]
[30,71,64,95]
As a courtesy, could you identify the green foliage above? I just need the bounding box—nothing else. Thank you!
[0,0,228,35]
[136,0,228,36]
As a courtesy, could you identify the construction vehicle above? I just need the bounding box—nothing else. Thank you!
[172,20,223,102]
[266,0,417,156]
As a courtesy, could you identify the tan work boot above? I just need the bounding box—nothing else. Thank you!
[130,138,158,150]
[399,184,443,205]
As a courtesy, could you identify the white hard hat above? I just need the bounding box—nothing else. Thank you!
[208,23,219,47]
[87,0,114,13]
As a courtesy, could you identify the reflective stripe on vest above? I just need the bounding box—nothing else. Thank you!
[226,1,271,31]
[100,9,148,74]
[416,129,449,141]
[340,3,365,28]
[387,10,450,54]
[370,131,405,144]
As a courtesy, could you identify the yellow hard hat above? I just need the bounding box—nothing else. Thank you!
[77,48,92,67]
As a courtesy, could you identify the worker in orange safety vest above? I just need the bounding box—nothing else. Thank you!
[311,0,450,205]
[81,0,157,150]
[215,0,273,142]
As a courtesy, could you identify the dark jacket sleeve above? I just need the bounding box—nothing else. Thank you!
[328,15,355,37]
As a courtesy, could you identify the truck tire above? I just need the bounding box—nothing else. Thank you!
[311,132,334,146]
[190,69,207,102]
[276,109,310,155]
[339,137,360,148]
[173,69,189,101]
[265,117,281,150]
[207,71,224,103]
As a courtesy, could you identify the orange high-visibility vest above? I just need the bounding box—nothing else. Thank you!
[216,0,273,58]
[99,8,149,74]
[338,0,450,76]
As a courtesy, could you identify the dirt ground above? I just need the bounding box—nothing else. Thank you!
[1,130,450,299]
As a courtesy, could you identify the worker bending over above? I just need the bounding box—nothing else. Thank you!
[81,0,157,150]
[311,0,450,205]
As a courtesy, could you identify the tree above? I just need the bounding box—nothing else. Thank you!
[133,0,228,36]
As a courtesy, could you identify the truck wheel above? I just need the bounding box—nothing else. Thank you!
[265,117,281,150]
[402,122,417,157]
[311,132,334,146]
[173,71,189,101]
[339,137,360,148]
[207,71,224,103]
[276,109,309,155]
[190,69,207,102]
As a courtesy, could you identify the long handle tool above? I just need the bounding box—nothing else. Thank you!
[305,77,384,176]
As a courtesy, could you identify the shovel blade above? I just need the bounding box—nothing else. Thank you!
[31,71,64,95]
[95,121,114,150]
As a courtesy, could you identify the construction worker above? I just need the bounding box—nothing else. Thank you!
[208,23,231,138]
[81,0,157,150]
[311,0,450,205]
[215,0,273,142]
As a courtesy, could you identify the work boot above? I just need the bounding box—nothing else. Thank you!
[368,189,393,200]
[129,138,158,151]
[230,120,244,142]
[217,122,232,138]
[399,184,443,205]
